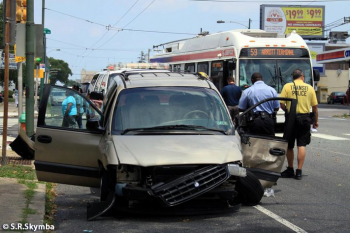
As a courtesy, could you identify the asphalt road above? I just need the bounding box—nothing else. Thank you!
[51,106,350,233]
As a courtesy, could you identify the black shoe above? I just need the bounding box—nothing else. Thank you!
[281,167,294,178]
[295,169,302,180]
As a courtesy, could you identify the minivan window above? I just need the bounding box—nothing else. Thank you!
[112,87,233,135]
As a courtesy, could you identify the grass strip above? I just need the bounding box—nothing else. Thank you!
[0,164,56,232]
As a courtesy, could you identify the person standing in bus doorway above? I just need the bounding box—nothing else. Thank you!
[238,72,279,136]
[280,69,318,180]
[221,76,242,120]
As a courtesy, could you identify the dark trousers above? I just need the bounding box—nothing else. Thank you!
[227,105,239,121]
[76,114,83,129]
[249,116,275,136]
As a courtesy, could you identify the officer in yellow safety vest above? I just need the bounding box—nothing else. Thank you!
[279,69,318,180]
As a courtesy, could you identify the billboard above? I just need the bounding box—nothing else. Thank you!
[307,43,325,75]
[260,5,325,38]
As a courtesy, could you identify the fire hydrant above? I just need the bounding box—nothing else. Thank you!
[19,112,26,130]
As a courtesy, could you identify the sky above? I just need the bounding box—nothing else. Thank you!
[30,0,350,80]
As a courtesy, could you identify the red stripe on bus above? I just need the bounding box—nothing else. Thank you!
[167,49,235,62]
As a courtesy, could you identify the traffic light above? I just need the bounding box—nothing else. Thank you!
[35,57,42,64]
[16,0,27,22]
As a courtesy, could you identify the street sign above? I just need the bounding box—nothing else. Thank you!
[44,28,51,34]
[34,69,44,78]
[14,44,26,63]
[15,56,25,62]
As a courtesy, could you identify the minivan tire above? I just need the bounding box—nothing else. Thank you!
[100,170,113,202]
[235,170,264,206]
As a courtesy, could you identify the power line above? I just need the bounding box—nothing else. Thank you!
[110,28,198,35]
[112,0,139,27]
[77,0,156,67]
[95,0,156,50]
[46,47,142,51]
[190,0,350,2]
[47,38,87,49]
[45,8,108,28]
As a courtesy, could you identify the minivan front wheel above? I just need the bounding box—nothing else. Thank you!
[100,170,113,202]
[235,170,264,205]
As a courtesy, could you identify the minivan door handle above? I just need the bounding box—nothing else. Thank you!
[269,148,285,156]
[37,135,52,144]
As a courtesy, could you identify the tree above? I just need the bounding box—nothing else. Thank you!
[48,57,72,85]
[65,79,80,88]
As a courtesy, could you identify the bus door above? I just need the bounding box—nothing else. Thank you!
[210,60,236,92]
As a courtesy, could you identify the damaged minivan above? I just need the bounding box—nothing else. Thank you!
[29,71,296,220]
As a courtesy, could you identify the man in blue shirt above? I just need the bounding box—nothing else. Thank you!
[221,76,242,120]
[238,72,279,136]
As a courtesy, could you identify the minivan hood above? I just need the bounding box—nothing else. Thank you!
[112,135,242,167]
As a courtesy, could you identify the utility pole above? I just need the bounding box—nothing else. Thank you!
[40,0,45,96]
[1,0,11,166]
[25,0,35,136]
[248,18,251,29]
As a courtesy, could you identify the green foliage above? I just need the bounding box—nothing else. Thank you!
[8,90,13,98]
[48,57,73,85]
[0,164,37,180]
[65,79,80,87]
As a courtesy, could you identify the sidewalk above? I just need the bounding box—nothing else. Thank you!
[0,177,46,232]
[0,101,39,117]
[1,102,46,232]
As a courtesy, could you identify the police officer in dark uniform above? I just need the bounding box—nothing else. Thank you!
[238,72,279,136]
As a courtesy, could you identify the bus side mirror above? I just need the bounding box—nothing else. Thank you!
[313,69,320,82]
[228,60,236,70]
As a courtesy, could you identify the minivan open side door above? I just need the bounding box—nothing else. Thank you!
[236,97,296,189]
[34,85,104,187]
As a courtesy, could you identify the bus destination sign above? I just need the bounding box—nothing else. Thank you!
[240,48,309,58]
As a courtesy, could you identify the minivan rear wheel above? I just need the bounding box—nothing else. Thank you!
[235,170,264,206]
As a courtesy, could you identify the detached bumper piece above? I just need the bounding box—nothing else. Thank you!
[152,165,230,206]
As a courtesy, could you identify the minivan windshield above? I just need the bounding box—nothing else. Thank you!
[112,87,234,135]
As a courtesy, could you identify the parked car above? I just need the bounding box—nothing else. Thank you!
[17,72,296,220]
[50,90,66,105]
[327,92,346,104]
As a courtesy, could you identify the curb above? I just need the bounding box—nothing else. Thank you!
[27,183,46,233]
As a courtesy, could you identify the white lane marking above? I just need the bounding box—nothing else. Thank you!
[311,133,350,140]
[318,117,326,120]
[254,205,308,233]
[277,133,349,140]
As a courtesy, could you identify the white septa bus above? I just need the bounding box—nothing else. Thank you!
[150,29,319,93]
[150,29,320,125]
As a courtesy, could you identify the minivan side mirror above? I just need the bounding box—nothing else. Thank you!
[86,118,104,133]
[228,60,236,70]
[90,91,104,101]
[313,69,320,82]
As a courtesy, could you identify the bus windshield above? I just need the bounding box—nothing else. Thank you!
[239,59,312,93]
